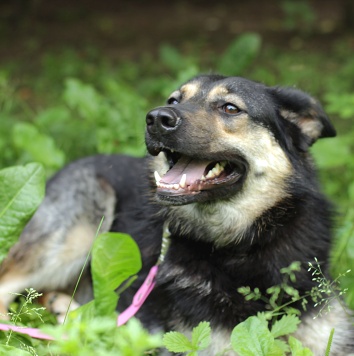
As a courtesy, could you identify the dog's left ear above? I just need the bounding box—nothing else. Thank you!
[269,86,336,148]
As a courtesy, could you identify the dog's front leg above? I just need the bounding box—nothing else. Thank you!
[0,159,116,322]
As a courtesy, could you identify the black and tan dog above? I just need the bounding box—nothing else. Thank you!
[0,75,353,354]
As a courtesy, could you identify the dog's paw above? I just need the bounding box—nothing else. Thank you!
[40,292,80,324]
[0,302,9,320]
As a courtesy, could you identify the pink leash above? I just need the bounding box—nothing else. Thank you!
[0,264,159,340]
[0,223,170,341]
[116,265,158,326]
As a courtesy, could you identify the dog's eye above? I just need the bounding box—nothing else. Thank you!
[167,97,179,105]
[222,103,240,115]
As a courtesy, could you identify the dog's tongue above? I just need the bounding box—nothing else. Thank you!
[160,156,211,185]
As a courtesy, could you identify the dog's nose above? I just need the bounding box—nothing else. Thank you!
[146,108,181,135]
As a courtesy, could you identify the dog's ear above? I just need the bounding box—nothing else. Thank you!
[269,86,336,148]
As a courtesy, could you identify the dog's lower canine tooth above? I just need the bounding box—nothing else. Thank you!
[154,171,161,183]
[179,174,187,188]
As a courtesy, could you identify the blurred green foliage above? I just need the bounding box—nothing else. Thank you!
[0,33,353,308]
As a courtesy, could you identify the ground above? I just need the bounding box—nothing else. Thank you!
[0,0,353,64]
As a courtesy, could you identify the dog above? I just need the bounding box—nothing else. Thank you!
[0,74,353,355]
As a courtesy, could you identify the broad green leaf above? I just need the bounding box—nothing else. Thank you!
[0,163,45,263]
[63,78,102,120]
[12,123,65,170]
[217,33,261,75]
[311,136,351,169]
[0,345,32,355]
[325,92,354,119]
[288,336,314,356]
[271,314,300,338]
[191,321,211,351]
[66,300,96,322]
[163,331,194,353]
[331,209,354,309]
[231,316,279,356]
[91,232,142,316]
[348,182,354,203]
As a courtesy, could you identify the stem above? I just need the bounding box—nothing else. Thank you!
[325,328,335,356]
[63,216,105,324]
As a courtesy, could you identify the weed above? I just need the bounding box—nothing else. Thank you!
[163,321,211,355]
[5,289,44,345]
[308,258,350,318]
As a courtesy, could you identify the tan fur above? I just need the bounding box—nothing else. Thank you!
[180,82,200,100]
[207,88,248,112]
[206,85,229,99]
[280,109,323,141]
[59,223,97,263]
[0,302,8,319]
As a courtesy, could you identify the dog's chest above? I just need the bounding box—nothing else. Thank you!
[153,244,252,330]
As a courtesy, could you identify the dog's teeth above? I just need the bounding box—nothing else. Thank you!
[173,184,179,190]
[154,171,161,183]
[201,175,206,181]
[179,174,187,188]
[205,162,225,180]
[206,170,214,179]
[212,164,220,175]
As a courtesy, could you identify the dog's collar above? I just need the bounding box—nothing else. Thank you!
[117,222,171,326]
[0,223,171,339]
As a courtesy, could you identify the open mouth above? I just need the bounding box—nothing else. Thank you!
[154,149,246,198]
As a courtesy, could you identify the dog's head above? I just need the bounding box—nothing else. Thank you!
[145,75,335,208]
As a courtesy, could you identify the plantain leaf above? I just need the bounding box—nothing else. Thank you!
[0,163,45,263]
[91,232,142,317]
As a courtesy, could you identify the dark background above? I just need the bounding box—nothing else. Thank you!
[1,0,353,63]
